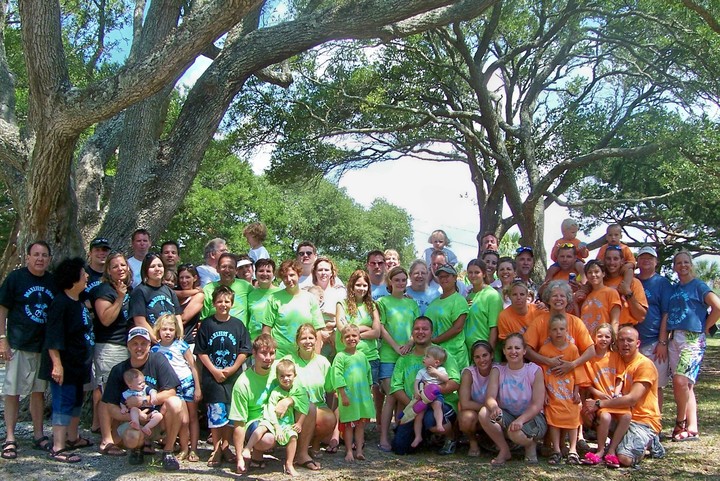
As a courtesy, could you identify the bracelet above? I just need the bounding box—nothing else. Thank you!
[659,340,668,346]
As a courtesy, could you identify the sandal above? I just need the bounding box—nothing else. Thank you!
[207,449,222,467]
[581,451,602,465]
[548,451,563,465]
[98,442,126,456]
[297,459,321,471]
[33,435,51,451]
[567,452,581,465]
[66,436,93,449]
[187,450,200,462]
[604,454,620,469]
[221,446,236,463]
[48,448,81,463]
[1,441,18,460]
[325,441,339,454]
[248,458,266,470]
[672,419,688,442]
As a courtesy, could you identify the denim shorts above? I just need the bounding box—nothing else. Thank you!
[379,362,395,381]
[369,359,380,386]
[50,381,83,426]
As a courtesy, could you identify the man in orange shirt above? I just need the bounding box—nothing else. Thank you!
[604,246,647,326]
[584,325,665,467]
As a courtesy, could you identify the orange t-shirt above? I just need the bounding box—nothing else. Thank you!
[596,243,636,264]
[498,303,538,340]
[550,237,589,262]
[538,342,587,429]
[525,311,594,354]
[620,353,661,433]
[580,286,622,335]
[604,277,648,325]
[581,350,629,416]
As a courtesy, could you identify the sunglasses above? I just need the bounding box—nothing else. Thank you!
[298,250,314,257]
[516,246,533,254]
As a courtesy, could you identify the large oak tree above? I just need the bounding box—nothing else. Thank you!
[0,0,497,275]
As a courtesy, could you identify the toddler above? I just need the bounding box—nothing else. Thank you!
[243,222,270,263]
[423,229,458,266]
[411,345,449,448]
[121,368,163,436]
[546,218,588,282]
[595,224,635,292]
[242,360,307,476]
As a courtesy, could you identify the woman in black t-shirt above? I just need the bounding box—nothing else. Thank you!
[175,264,204,348]
[92,252,133,454]
[129,253,181,343]
[40,257,95,463]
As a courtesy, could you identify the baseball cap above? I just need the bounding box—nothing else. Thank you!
[435,264,457,276]
[127,327,151,342]
[90,237,111,249]
[637,246,657,258]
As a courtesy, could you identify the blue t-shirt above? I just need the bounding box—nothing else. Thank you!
[371,283,390,301]
[667,278,711,333]
[637,274,672,345]
[406,286,440,315]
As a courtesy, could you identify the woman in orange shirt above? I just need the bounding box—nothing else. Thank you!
[576,260,621,334]
[497,281,538,341]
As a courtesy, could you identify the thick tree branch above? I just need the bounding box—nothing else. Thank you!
[681,0,720,34]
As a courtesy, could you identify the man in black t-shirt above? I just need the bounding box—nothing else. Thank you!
[0,241,57,458]
[102,327,184,470]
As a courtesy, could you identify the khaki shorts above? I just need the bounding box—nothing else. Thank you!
[1,349,47,396]
[92,343,129,389]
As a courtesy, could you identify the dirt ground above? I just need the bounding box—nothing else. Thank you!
[2,339,720,481]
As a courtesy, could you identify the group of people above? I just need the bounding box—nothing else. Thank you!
[0,221,717,475]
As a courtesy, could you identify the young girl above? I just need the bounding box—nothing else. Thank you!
[423,229,458,266]
[577,260,621,335]
[336,270,381,420]
[376,266,419,451]
[151,314,202,462]
[163,269,178,288]
[580,323,631,467]
[332,324,374,462]
[195,286,252,467]
[242,360,307,477]
[538,314,587,465]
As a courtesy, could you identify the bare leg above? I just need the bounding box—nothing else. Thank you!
[607,413,631,456]
[186,400,199,452]
[458,409,480,455]
[673,374,690,438]
[98,401,117,450]
[548,426,561,458]
[296,402,317,464]
[343,424,355,462]
[431,401,445,432]
[411,410,424,448]
[285,437,299,476]
[142,412,163,436]
[3,395,19,442]
[567,427,578,454]
[161,396,186,453]
[30,391,46,441]
[686,384,698,434]
[595,411,611,458]
[479,407,511,464]
[378,379,395,450]
[372,385,384,425]
[354,421,366,460]
[129,407,141,431]
[91,388,102,431]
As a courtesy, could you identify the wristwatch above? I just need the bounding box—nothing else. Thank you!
[625,291,634,299]
[595,399,601,408]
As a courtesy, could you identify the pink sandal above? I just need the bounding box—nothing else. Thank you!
[604,454,620,469]
[581,452,602,465]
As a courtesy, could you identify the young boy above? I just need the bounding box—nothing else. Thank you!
[595,224,635,293]
[546,218,589,282]
[121,368,163,436]
[243,222,270,263]
[411,345,449,448]
[242,359,308,476]
[195,285,252,467]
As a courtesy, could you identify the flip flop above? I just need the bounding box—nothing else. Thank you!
[297,459,321,471]
[1,441,18,459]
[67,436,94,449]
[98,442,126,456]
[490,457,507,467]
[581,452,602,465]
[248,458,266,470]
[325,441,339,454]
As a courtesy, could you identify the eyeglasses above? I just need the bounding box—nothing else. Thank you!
[516,246,533,254]
[298,250,314,257]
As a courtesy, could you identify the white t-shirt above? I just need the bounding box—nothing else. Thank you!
[196,264,219,287]
[128,256,143,288]
[249,246,270,263]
